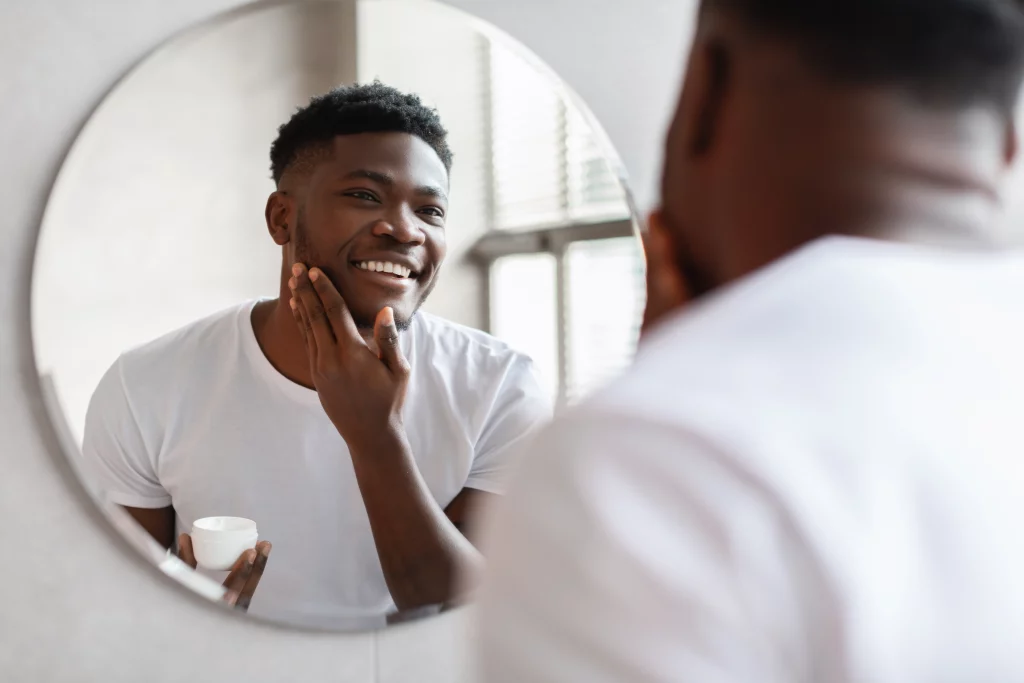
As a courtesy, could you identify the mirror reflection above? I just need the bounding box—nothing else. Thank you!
[32,0,644,631]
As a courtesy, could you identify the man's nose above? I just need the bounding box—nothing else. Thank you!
[370,206,426,245]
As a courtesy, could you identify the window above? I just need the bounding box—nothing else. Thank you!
[469,35,644,407]
[488,42,631,231]
[489,254,559,401]
[564,237,645,403]
[478,39,645,407]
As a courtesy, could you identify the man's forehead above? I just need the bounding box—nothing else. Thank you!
[326,133,447,177]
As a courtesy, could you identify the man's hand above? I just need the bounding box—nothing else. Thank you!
[287,262,481,610]
[641,210,690,337]
[288,263,410,447]
[177,534,272,611]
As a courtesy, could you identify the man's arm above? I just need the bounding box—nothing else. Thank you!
[84,359,271,608]
[347,431,485,610]
[289,265,545,611]
[444,488,496,540]
[124,505,176,549]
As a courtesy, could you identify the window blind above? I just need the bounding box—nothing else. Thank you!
[484,40,644,405]
[488,41,630,232]
[564,237,645,403]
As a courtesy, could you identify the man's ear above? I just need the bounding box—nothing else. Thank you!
[265,191,295,246]
[678,35,733,158]
[1005,116,1019,167]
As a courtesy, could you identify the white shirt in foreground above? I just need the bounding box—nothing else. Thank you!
[479,236,1024,682]
[82,300,550,630]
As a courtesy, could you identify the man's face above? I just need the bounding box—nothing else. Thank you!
[658,14,792,300]
[289,132,449,330]
[657,33,725,301]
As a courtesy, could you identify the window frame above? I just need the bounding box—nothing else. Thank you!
[471,218,640,406]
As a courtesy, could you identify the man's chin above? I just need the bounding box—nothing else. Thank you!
[350,305,418,333]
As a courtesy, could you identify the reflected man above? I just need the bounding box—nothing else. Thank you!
[82,83,551,629]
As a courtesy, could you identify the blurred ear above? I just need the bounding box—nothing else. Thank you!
[678,35,734,159]
[1005,117,1019,166]
[641,210,690,337]
[265,191,296,246]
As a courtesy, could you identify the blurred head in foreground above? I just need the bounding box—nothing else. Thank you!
[646,0,1024,323]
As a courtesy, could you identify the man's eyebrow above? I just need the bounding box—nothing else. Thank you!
[342,169,448,202]
[343,169,395,185]
[416,185,448,202]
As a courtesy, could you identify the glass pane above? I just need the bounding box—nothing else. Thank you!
[565,105,631,224]
[565,237,645,402]
[489,42,566,230]
[490,254,559,402]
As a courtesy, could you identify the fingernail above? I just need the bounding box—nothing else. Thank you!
[309,269,319,282]
[289,298,297,310]
[382,306,395,326]
[224,590,239,606]
[289,277,296,290]
[292,263,303,277]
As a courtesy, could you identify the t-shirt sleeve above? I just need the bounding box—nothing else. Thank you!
[81,357,172,509]
[466,354,553,495]
[478,412,822,683]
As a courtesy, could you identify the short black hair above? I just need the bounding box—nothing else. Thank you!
[269,81,453,185]
[704,0,1024,114]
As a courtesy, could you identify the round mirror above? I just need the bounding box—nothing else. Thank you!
[31,0,645,632]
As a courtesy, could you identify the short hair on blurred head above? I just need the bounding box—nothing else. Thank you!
[702,0,1024,114]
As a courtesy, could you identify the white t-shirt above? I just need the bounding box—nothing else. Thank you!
[480,236,1024,682]
[82,300,551,630]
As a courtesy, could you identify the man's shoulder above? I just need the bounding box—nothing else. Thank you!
[86,301,254,440]
[411,312,525,365]
[115,301,250,385]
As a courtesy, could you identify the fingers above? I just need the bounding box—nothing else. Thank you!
[290,296,317,367]
[641,211,689,337]
[289,296,307,345]
[374,307,409,376]
[235,541,272,612]
[289,264,337,353]
[221,548,257,607]
[177,533,197,570]
[179,537,268,612]
[308,266,362,345]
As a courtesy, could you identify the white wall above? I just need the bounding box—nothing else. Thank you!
[0,1,693,682]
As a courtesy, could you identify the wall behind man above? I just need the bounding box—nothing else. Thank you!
[0,1,691,682]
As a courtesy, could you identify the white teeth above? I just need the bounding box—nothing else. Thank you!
[356,261,413,278]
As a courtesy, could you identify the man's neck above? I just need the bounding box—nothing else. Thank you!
[722,179,1005,290]
[251,297,315,389]
[788,98,1008,251]
[251,294,382,390]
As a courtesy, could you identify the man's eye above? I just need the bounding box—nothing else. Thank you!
[419,207,445,218]
[345,191,380,202]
